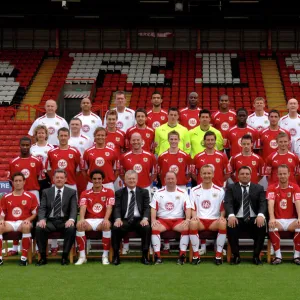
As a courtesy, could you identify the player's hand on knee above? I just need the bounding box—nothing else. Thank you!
[268,218,276,230]
[151,220,160,228]
[181,219,190,228]
[102,219,111,229]
[218,216,226,224]
[191,216,199,222]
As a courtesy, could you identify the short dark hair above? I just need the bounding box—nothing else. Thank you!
[199,109,211,118]
[90,169,105,180]
[70,117,82,124]
[241,134,253,143]
[238,166,252,174]
[168,107,179,114]
[115,91,126,97]
[219,94,229,101]
[152,91,162,97]
[204,131,216,140]
[135,108,147,118]
[278,164,290,172]
[57,127,70,135]
[236,108,248,115]
[268,109,280,117]
[168,130,180,139]
[12,172,25,181]
[19,136,31,145]
[53,169,67,177]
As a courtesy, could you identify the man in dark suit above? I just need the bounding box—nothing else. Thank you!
[35,169,77,266]
[224,166,267,265]
[112,170,151,265]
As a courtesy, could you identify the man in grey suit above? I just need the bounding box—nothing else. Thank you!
[35,169,77,266]
[224,166,267,265]
[112,170,151,265]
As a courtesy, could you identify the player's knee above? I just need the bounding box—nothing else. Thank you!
[21,224,31,232]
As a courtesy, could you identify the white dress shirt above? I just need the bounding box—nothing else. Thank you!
[50,186,65,218]
[125,187,141,218]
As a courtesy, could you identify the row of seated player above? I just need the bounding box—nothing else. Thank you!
[1,163,299,266]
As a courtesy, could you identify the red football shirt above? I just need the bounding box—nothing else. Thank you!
[83,146,118,184]
[266,183,300,219]
[193,150,231,187]
[0,191,38,221]
[229,152,265,184]
[265,151,299,185]
[179,107,201,130]
[125,126,155,152]
[79,188,115,219]
[106,129,125,157]
[158,150,192,186]
[226,125,260,157]
[147,109,168,130]
[46,146,81,185]
[8,156,43,191]
[120,150,157,188]
[211,110,237,145]
[259,127,291,161]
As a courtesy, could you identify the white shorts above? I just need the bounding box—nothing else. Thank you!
[277,219,297,231]
[86,181,114,191]
[5,220,23,232]
[85,218,104,231]
[29,190,40,204]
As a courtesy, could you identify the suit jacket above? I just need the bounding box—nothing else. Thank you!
[224,182,267,218]
[113,186,150,221]
[38,186,78,222]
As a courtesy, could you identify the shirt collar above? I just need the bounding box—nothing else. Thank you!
[127,187,136,194]
[239,182,250,188]
[55,186,64,195]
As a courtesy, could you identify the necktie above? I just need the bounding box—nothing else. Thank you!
[242,185,250,222]
[127,190,136,223]
[53,189,62,218]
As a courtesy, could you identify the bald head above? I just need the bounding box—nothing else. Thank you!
[45,99,57,116]
[188,92,199,109]
[287,98,299,114]
[130,132,142,150]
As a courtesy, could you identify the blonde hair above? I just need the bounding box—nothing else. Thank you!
[33,125,49,141]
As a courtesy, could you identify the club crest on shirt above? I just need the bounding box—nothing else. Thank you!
[178,158,183,163]
[146,133,150,138]
[22,200,27,205]
[252,161,256,165]
[91,120,95,124]
[69,154,73,158]
[55,122,60,126]
[175,196,180,200]
[143,157,148,162]
[116,137,120,142]
[125,116,129,120]
[229,117,233,121]
[101,197,106,202]
[212,193,217,198]
[215,158,220,163]
[161,116,165,120]
[288,158,292,163]
[105,152,110,156]
[79,141,83,145]
[287,192,291,197]
[30,162,35,167]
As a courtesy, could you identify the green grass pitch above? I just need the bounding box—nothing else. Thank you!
[0,258,299,300]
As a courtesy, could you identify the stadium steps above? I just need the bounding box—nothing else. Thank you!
[260,60,286,109]
[109,91,132,109]
[16,58,59,120]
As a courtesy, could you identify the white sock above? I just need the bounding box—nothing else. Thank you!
[179,233,189,252]
[51,239,58,248]
[103,250,109,257]
[216,232,226,254]
[123,242,129,250]
[190,233,200,253]
[13,244,18,252]
[163,242,170,250]
[151,233,161,253]
[275,249,282,259]
[294,250,300,259]
[79,250,86,258]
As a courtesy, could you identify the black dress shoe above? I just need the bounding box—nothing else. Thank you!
[141,256,150,265]
[61,258,70,265]
[35,258,47,266]
[253,257,263,265]
[230,255,241,265]
[19,259,28,266]
[215,258,223,266]
[113,256,120,265]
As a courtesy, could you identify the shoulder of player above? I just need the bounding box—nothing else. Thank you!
[194,151,205,159]
[161,109,168,115]
[86,145,96,152]
[233,153,242,159]
[280,115,289,121]
[3,192,13,199]
[30,155,41,162]
[159,150,169,158]
[246,125,258,132]
[191,185,202,192]
[146,126,155,133]
[116,129,126,136]
[176,187,185,194]
[80,134,89,140]
[248,112,255,118]
[74,112,83,118]
[178,149,189,156]
[11,156,21,163]
[212,184,223,192]
[105,145,115,151]
[126,126,136,134]
[36,115,47,121]
[23,191,36,199]
[123,151,133,157]
[228,125,238,132]
[179,107,189,113]
[55,114,64,121]
[157,187,166,193]
[215,150,226,157]
[264,111,269,116]
[288,151,298,158]
[90,112,100,119]
[125,108,135,115]
[251,153,261,159]
[142,150,155,157]
[260,127,269,135]
[229,109,236,115]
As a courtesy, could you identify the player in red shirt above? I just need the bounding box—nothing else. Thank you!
[83,127,119,191]
[46,127,81,190]
[126,108,155,152]
[193,131,231,188]
[120,132,157,195]
[229,134,264,184]
[8,137,43,204]
[105,109,126,191]
[147,91,168,130]
[260,109,291,161]
[267,164,300,265]
[0,172,38,266]
[211,94,236,146]
[75,169,115,265]
[226,108,260,157]
[265,132,299,185]
[179,92,201,130]
[158,130,192,189]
